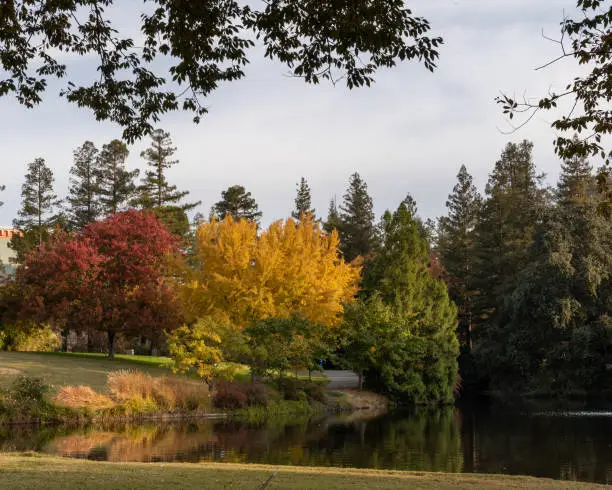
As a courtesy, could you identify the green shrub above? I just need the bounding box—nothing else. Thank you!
[11,376,49,403]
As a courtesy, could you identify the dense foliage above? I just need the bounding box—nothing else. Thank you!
[0,1,441,141]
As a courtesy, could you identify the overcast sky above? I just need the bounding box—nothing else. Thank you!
[0,0,586,227]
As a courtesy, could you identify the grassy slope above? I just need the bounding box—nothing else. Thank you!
[0,351,176,393]
[0,351,327,393]
[0,455,604,490]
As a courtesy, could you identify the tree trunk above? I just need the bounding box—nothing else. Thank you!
[61,328,69,352]
[358,373,363,391]
[107,329,116,359]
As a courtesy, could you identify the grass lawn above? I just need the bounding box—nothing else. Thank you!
[0,351,177,393]
[0,351,328,394]
[0,454,604,490]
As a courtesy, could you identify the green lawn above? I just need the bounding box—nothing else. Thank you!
[0,455,604,490]
[0,351,176,393]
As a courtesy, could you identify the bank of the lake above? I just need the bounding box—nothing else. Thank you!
[0,454,605,490]
[0,351,386,426]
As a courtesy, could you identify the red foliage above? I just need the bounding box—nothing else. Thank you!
[16,211,184,355]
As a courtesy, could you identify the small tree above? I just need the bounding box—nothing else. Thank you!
[167,317,226,386]
[213,185,262,224]
[292,177,315,220]
[244,316,327,385]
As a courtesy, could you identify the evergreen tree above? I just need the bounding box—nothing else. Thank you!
[556,149,594,205]
[213,185,262,224]
[481,176,612,393]
[339,173,376,262]
[351,197,459,403]
[66,141,102,229]
[11,158,61,260]
[292,177,315,220]
[323,197,341,234]
[470,141,548,331]
[437,165,482,350]
[136,129,199,210]
[98,139,138,215]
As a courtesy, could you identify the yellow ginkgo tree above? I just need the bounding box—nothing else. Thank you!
[182,214,361,329]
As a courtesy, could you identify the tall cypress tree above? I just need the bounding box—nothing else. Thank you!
[437,165,481,349]
[362,196,459,403]
[67,141,102,229]
[98,139,138,215]
[11,158,61,260]
[292,177,315,220]
[213,185,262,224]
[339,172,376,262]
[136,129,199,210]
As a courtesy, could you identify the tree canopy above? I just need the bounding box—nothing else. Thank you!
[0,1,441,141]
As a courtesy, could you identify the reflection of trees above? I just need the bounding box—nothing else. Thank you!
[2,405,612,483]
[459,400,612,483]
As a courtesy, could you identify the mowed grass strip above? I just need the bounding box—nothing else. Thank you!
[0,455,605,490]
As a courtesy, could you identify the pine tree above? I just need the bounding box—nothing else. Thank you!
[358,196,459,403]
[471,140,548,330]
[338,173,376,262]
[292,177,315,220]
[67,141,102,229]
[98,139,138,215]
[11,158,61,259]
[323,197,340,234]
[213,185,262,224]
[437,165,482,350]
[556,150,594,205]
[136,129,199,210]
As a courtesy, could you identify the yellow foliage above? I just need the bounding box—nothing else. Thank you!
[183,215,361,327]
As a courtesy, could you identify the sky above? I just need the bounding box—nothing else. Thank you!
[0,0,587,227]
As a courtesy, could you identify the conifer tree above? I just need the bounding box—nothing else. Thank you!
[136,129,199,210]
[213,185,262,224]
[470,140,548,330]
[437,165,481,349]
[351,196,459,403]
[98,139,138,215]
[67,141,102,229]
[339,173,376,262]
[556,152,594,205]
[292,177,315,220]
[323,197,341,234]
[11,158,61,260]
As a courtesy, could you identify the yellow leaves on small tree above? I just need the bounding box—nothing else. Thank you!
[183,214,361,328]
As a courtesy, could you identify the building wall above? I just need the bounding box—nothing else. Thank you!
[0,228,19,270]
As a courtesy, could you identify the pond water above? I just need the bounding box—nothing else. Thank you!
[2,399,612,484]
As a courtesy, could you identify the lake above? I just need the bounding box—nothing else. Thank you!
[2,399,612,484]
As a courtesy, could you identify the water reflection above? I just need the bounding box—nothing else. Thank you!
[1,401,611,484]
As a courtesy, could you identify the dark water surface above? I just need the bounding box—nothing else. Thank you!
[2,400,612,484]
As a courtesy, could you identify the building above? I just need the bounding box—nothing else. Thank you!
[0,227,20,274]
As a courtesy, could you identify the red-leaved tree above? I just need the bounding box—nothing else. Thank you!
[17,210,183,357]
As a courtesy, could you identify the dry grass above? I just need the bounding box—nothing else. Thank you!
[54,386,115,410]
[0,454,606,489]
[107,370,208,411]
